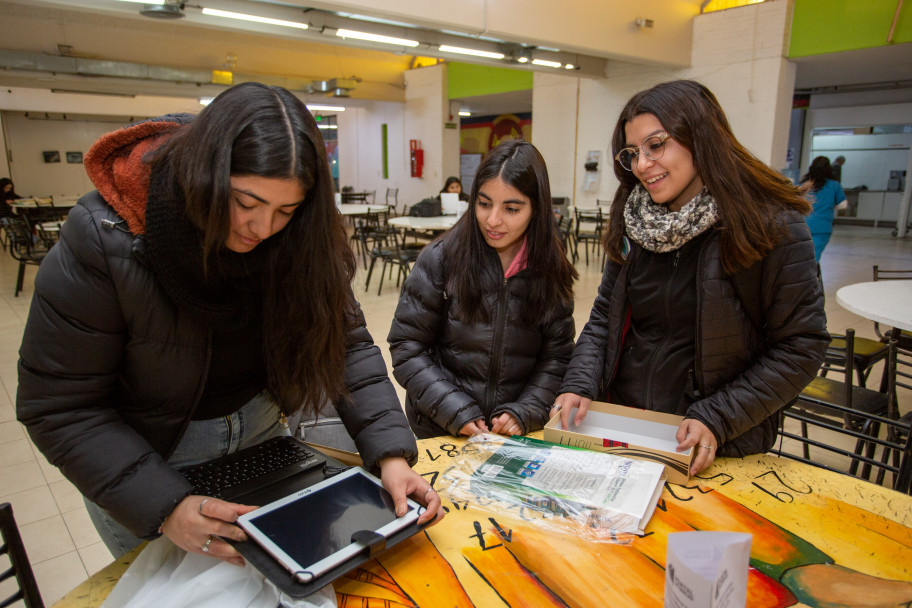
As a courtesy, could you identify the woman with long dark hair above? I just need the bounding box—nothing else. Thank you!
[0,177,19,217]
[555,80,828,475]
[17,82,441,567]
[389,140,577,439]
[801,155,847,261]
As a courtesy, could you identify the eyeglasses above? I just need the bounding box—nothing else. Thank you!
[614,133,670,172]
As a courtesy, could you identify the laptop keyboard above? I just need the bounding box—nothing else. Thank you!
[178,436,326,501]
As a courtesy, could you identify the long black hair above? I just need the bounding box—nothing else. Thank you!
[801,156,832,193]
[152,82,355,417]
[446,140,576,325]
[605,80,811,273]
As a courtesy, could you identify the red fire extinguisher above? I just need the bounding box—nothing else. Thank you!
[409,139,424,178]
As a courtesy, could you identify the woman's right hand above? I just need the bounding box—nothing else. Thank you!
[553,393,592,429]
[160,495,257,566]
[459,419,489,437]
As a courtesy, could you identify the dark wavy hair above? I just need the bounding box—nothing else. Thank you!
[440,176,462,194]
[605,80,811,273]
[151,82,354,417]
[446,140,577,325]
[801,156,832,193]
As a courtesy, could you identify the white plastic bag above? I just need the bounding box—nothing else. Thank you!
[101,537,336,608]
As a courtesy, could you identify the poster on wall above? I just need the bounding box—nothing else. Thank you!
[460,113,532,155]
[42,151,61,163]
[66,151,84,164]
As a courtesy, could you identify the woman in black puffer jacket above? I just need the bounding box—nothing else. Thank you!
[389,141,577,439]
[555,81,828,476]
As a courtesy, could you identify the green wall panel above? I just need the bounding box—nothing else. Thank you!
[790,0,912,57]
[447,62,533,99]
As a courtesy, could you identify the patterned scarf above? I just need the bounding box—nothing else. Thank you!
[623,184,719,253]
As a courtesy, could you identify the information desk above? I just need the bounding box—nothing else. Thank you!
[53,435,912,608]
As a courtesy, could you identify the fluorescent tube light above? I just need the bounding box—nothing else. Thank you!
[517,56,529,64]
[336,29,418,47]
[317,124,339,129]
[439,45,504,60]
[458,111,471,117]
[307,105,346,112]
[532,58,562,68]
[201,8,308,30]
[565,64,576,70]
[115,0,166,4]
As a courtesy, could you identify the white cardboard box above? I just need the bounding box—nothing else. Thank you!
[544,401,695,485]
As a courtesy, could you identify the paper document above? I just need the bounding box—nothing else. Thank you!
[664,532,752,608]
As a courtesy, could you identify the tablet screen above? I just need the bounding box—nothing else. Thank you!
[239,468,419,582]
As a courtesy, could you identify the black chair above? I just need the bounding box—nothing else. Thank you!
[771,342,912,494]
[573,207,605,266]
[364,228,421,295]
[0,217,49,297]
[0,502,45,608]
[781,329,898,485]
[349,211,391,269]
[557,216,575,262]
[824,333,888,388]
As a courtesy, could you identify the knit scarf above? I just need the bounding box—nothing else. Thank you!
[144,163,270,329]
[623,183,719,253]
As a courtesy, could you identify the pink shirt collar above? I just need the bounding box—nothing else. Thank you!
[503,238,529,279]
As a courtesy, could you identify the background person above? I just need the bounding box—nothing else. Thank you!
[439,176,469,201]
[801,155,847,262]
[831,155,845,183]
[555,80,828,476]
[389,141,577,439]
[17,82,441,568]
[0,177,20,217]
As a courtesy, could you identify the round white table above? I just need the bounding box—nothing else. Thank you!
[836,280,912,332]
[337,204,388,216]
[388,215,458,231]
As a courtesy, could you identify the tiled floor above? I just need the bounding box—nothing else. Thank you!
[0,223,910,606]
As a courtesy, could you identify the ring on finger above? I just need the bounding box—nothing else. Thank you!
[201,536,214,553]
[699,444,714,450]
[198,498,210,516]
[552,403,562,411]
[424,486,435,497]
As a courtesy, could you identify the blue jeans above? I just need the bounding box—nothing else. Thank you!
[86,391,289,558]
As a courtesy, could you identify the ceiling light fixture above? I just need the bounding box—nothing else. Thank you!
[458,111,471,117]
[307,104,346,112]
[532,58,562,68]
[317,124,339,129]
[565,64,575,70]
[201,8,308,30]
[517,56,529,64]
[114,0,166,4]
[439,45,505,60]
[336,29,418,47]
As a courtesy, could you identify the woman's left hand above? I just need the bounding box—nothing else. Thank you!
[378,456,445,526]
[675,419,718,476]
[489,412,521,436]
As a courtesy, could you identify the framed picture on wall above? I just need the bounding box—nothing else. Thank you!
[66,151,83,164]
[42,151,61,163]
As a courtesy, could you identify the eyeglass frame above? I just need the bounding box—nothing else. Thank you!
[614,132,671,172]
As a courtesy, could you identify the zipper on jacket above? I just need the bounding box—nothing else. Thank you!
[692,239,709,397]
[485,277,509,414]
[100,218,131,234]
[643,250,680,406]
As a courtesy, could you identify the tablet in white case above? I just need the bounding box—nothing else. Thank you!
[238,467,421,583]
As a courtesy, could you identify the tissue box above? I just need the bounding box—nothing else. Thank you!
[544,401,695,485]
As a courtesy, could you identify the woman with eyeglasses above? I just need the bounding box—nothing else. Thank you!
[554,80,828,475]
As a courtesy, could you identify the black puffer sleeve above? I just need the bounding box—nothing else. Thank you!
[686,215,829,454]
[16,196,193,539]
[337,301,418,471]
[388,241,483,435]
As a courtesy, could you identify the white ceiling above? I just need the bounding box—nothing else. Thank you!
[0,0,909,115]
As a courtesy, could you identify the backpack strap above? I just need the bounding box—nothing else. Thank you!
[731,259,764,334]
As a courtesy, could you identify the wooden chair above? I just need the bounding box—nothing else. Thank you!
[0,502,45,608]
[0,216,49,297]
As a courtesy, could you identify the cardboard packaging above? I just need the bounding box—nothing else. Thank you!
[544,401,695,485]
